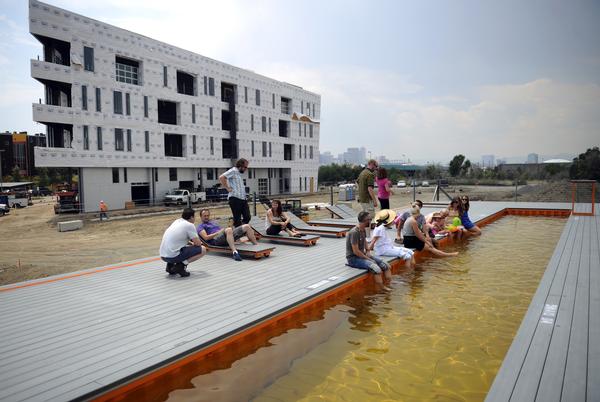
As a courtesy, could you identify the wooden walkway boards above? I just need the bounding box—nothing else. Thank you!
[0,201,589,401]
[486,204,600,402]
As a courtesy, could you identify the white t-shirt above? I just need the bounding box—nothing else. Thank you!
[372,225,393,254]
[159,218,199,258]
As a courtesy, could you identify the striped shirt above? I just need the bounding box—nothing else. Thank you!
[223,167,246,200]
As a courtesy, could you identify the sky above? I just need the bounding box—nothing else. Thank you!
[0,0,599,164]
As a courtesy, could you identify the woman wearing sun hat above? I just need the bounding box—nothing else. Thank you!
[403,206,458,257]
[369,209,416,269]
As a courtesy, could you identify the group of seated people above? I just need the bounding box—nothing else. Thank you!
[345,195,481,286]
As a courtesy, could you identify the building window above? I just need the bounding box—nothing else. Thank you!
[262,141,267,157]
[84,46,94,72]
[144,96,148,118]
[79,85,87,111]
[256,89,260,106]
[203,76,207,95]
[164,134,183,157]
[299,177,302,191]
[301,101,304,114]
[113,91,123,114]
[209,107,213,126]
[208,77,215,96]
[251,140,255,157]
[298,122,301,137]
[157,100,178,125]
[177,71,196,96]
[307,103,311,116]
[299,145,302,159]
[83,125,89,150]
[97,127,103,150]
[269,142,272,157]
[124,167,128,183]
[192,135,197,154]
[268,117,271,133]
[144,131,149,152]
[272,93,275,109]
[207,168,214,180]
[258,178,268,195]
[304,124,307,137]
[95,88,101,112]
[126,129,132,152]
[163,65,168,87]
[309,125,313,138]
[169,168,177,181]
[191,104,196,124]
[244,86,248,103]
[115,56,140,85]
[154,169,158,182]
[115,128,124,151]
[261,116,266,132]
[112,167,119,183]
[305,177,307,191]
[125,93,131,115]
[304,145,307,160]
[210,136,214,155]
[310,145,314,159]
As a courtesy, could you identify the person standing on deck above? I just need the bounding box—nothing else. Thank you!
[346,211,392,287]
[375,167,393,210]
[220,158,250,227]
[357,159,379,214]
[159,208,206,277]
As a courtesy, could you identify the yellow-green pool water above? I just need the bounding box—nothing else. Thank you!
[168,216,565,402]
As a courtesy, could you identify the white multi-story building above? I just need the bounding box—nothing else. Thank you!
[29,0,320,212]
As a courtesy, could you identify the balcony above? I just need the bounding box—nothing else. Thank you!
[31,59,72,84]
[32,103,75,125]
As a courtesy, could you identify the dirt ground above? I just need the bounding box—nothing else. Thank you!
[0,181,573,285]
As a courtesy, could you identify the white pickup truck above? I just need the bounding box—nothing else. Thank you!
[164,189,207,206]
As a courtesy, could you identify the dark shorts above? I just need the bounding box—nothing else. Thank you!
[403,236,425,251]
[266,223,296,236]
[210,226,246,247]
[462,217,475,230]
[161,245,204,264]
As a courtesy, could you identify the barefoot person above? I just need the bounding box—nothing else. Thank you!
[403,206,458,257]
[369,209,416,269]
[346,211,392,286]
[159,208,207,277]
[220,158,250,227]
[197,209,259,261]
[460,195,482,236]
[265,199,302,237]
[395,199,425,243]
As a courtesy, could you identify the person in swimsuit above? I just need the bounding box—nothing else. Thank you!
[403,206,458,257]
[446,197,464,240]
[460,195,481,236]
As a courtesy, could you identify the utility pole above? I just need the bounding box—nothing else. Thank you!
[0,149,4,192]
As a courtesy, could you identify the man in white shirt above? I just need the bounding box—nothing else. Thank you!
[159,208,206,277]
[219,158,250,227]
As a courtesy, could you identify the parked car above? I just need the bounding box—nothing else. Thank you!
[440,179,449,187]
[421,181,430,187]
[164,189,207,206]
[30,187,52,197]
[0,195,9,216]
[397,180,407,188]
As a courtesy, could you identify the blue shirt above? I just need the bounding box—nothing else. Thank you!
[223,167,246,200]
[197,221,222,244]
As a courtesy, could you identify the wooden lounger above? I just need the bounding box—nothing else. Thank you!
[336,204,358,217]
[199,238,275,259]
[325,205,355,219]
[249,217,320,246]
[286,214,348,238]
[307,218,357,229]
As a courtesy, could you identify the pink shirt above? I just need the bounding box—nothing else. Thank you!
[376,178,391,199]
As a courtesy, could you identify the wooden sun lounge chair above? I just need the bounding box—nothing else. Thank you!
[249,216,320,246]
[336,204,358,217]
[325,205,356,219]
[306,217,357,229]
[199,237,275,259]
[286,213,348,238]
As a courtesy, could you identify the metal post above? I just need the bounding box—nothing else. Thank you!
[253,192,257,216]
[413,179,416,202]
[0,150,4,193]
[436,179,440,201]
[330,186,334,206]
[515,180,518,202]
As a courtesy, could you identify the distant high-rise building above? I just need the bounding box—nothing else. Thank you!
[319,151,334,166]
[527,153,539,164]
[481,154,495,168]
[0,131,46,177]
[496,158,507,166]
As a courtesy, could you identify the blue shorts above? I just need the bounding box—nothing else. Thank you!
[462,216,475,230]
[347,255,390,274]
[161,245,204,264]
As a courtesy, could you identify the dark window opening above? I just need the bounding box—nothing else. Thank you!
[35,34,70,66]
[281,97,291,114]
[97,127,103,150]
[210,137,214,155]
[124,167,128,183]
[46,123,73,148]
[209,107,213,126]
[208,77,215,96]
[125,93,130,115]
[177,70,196,96]
[203,76,207,95]
[262,141,267,157]
[113,91,123,114]
[144,131,149,152]
[244,86,248,103]
[157,100,178,125]
[115,56,140,85]
[278,120,289,137]
[163,66,168,87]
[164,133,183,157]
[84,47,94,72]
[144,96,148,117]
[261,116,266,132]
[192,135,197,154]
[81,85,87,110]
[221,138,238,159]
[112,167,119,183]
[95,88,101,112]
[43,79,71,107]
[83,126,89,150]
[169,168,177,181]
[126,129,132,152]
[284,144,293,161]
[221,82,235,103]
[255,89,260,106]
[191,104,196,124]
[114,128,124,151]
[272,93,275,109]
[222,109,233,131]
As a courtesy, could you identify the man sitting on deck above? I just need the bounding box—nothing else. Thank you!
[346,211,392,287]
[159,208,206,277]
[197,208,259,261]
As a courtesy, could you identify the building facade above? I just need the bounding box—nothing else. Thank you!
[29,0,320,212]
[0,131,47,177]
[481,154,495,168]
[527,153,539,164]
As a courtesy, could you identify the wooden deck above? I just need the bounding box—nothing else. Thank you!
[486,204,600,402]
[0,201,596,401]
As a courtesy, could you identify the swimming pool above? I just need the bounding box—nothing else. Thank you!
[163,215,566,402]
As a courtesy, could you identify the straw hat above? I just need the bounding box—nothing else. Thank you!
[432,212,443,219]
[374,209,397,225]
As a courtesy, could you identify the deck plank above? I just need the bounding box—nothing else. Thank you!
[587,214,600,402]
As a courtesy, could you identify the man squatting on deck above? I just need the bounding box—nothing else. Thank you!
[159,208,207,277]
[346,211,392,286]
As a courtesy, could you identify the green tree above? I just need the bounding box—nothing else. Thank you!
[448,154,465,177]
[570,147,600,180]
[11,166,22,182]
[461,159,472,176]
